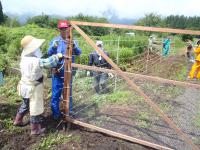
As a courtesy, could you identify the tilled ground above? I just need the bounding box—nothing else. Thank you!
[74,86,200,150]
[0,102,151,150]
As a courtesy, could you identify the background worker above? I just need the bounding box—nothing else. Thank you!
[88,40,113,94]
[186,40,194,76]
[188,40,200,79]
[162,36,171,57]
[14,35,63,135]
[148,35,156,52]
[48,20,82,119]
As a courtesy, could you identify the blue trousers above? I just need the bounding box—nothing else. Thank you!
[51,75,73,118]
[162,47,170,56]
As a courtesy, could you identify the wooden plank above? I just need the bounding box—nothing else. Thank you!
[66,118,173,150]
[71,22,199,150]
[72,63,200,89]
[71,21,200,35]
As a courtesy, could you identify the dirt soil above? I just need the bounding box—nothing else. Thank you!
[0,98,150,150]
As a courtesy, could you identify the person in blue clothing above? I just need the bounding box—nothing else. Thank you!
[88,40,113,94]
[48,20,82,119]
[162,37,171,57]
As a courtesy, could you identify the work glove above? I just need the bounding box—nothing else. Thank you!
[87,71,91,77]
[190,59,195,63]
[52,40,59,48]
[57,53,63,59]
[108,73,114,78]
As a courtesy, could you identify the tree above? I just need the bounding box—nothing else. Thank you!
[135,13,163,27]
[0,0,4,24]
[26,13,50,28]
[4,17,20,27]
[68,13,110,36]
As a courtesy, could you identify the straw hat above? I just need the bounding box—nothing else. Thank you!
[21,35,45,56]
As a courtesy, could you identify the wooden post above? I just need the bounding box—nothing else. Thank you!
[63,25,73,120]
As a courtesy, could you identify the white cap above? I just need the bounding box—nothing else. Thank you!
[96,40,103,46]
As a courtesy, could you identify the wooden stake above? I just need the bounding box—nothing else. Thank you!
[63,25,73,119]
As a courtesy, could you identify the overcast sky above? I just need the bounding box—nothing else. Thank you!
[2,0,200,19]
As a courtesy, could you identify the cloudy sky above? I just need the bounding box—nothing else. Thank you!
[2,0,200,19]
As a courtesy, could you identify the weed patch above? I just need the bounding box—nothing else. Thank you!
[34,133,80,150]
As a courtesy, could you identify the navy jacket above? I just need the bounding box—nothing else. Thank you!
[88,51,111,69]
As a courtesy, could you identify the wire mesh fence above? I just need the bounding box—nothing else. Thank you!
[70,67,200,149]
[42,27,200,149]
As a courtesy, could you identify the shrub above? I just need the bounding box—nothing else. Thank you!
[0,53,9,72]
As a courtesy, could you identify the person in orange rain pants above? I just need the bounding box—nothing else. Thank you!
[188,40,200,79]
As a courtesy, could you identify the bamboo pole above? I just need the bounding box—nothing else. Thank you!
[63,25,73,119]
[66,118,173,150]
[71,21,200,35]
[72,63,200,89]
[71,22,199,150]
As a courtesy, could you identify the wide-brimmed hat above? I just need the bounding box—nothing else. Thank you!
[21,35,45,56]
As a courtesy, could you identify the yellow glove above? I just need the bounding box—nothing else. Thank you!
[57,53,63,59]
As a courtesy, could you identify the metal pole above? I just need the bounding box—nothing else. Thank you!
[145,45,150,73]
[114,36,120,91]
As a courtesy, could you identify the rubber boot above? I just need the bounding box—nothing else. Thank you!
[94,85,100,94]
[31,123,45,135]
[13,113,25,126]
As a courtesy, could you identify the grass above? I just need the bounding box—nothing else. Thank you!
[170,64,188,81]
[136,112,151,128]
[1,118,22,133]
[0,75,22,133]
[0,75,21,104]
[140,82,184,100]
[170,36,186,56]
[34,133,80,150]
[106,90,142,104]
[159,102,173,112]
[89,89,143,108]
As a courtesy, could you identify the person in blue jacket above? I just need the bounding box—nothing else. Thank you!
[48,20,82,119]
[162,37,171,57]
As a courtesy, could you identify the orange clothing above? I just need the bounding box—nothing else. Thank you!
[188,45,200,79]
[194,46,200,61]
